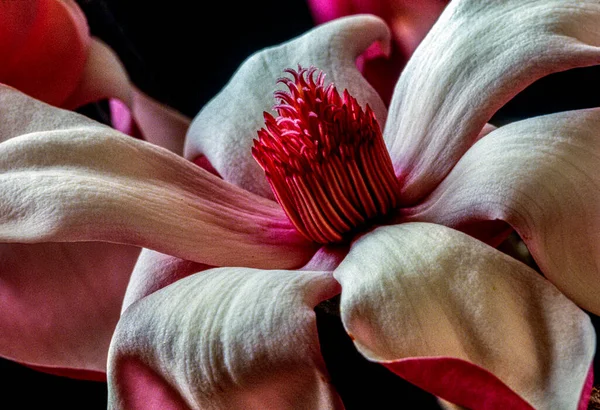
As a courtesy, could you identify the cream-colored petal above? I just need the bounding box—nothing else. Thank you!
[335,223,595,409]
[385,0,600,204]
[185,15,390,198]
[405,108,600,315]
[120,249,210,313]
[0,86,315,269]
[108,268,342,410]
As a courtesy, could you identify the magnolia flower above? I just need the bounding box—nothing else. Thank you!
[2,1,600,409]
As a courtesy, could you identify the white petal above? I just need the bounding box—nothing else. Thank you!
[108,268,342,409]
[0,86,315,269]
[385,0,600,204]
[185,15,390,198]
[120,249,210,313]
[335,223,595,409]
[405,108,600,315]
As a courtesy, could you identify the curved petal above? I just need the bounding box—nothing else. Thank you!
[385,0,600,204]
[121,249,210,313]
[63,37,132,110]
[108,267,343,409]
[405,108,600,315]
[127,89,191,156]
[307,0,448,103]
[0,0,89,106]
[300,245,348,272]
[0,86,315,269]
[61,38,191,156]
[334,223,595,409]
[0,242,139,375]
[109,90,192,156]
[184,15,390,198]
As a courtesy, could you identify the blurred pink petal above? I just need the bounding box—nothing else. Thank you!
[185,15,390,198]
[0,242,139,376]
[0,86,315,269]
[108,268,342,409]
[307,0,445,54]
[404,108,600,315]
[334,223,595,408]
[0,27,140,379]
[128,89,191,156]
[307,0,448,103]
[109,94,200,161]
[61,36,193,156]
[63,37,132,110]
[0,0,88,106]
[110,98,139,137]
[384,0,600,205]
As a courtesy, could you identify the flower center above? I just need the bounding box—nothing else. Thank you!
[253,66,399,244]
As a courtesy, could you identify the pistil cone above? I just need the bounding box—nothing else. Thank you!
[253,66,399,244]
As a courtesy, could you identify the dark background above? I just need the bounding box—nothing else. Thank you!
[2,0,599,408]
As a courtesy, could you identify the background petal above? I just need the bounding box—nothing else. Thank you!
[0,82,141,377]
[405,108,600,315]
[306,0,448,104]
[384,0,600,204]
[108,267,342,409]
[184,15,390,198]
[63,37,132,109]
[334,223,595,409]
[61,37,192,156]
[0,0,89,106]
[0,242,139,375]
[0,86,315,269]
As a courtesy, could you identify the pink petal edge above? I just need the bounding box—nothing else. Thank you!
[384,357,534,409]
[108,268,343,409]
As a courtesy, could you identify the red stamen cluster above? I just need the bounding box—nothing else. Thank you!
[252,66,399,244]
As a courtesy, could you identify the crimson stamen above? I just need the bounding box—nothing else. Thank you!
[252,66,399,244]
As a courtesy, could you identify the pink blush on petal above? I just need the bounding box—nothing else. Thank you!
[113,358,189,410]
[384,357,535,409]
[578,366,594,410]
[109,98,140,138]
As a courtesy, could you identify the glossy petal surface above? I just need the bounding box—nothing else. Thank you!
[335,223,595,409]
[185,15,390,197]
[108,268,342,409]
[385,0,600,204]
